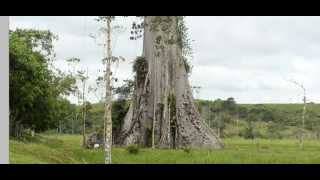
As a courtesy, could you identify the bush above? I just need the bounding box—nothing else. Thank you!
[126,145,140,154]
[15,129,41,143]
[183,147,192,154]
[42,129,59,135]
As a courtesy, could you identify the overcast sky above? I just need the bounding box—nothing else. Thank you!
[10,16,320,104]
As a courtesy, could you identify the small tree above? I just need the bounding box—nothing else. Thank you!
[89,76,105,103]
[66,57,80,134]
[288,79,307,149]
[77,69,89,147]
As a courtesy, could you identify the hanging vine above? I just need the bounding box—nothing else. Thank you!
[175,16,193,74]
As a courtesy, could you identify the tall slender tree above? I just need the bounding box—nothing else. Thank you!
[104,16,113,164]
[96,16,125,164]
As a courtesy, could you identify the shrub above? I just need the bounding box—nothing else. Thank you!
[15,129,42,143]
[126,145,140,154]
[183,147,192,154]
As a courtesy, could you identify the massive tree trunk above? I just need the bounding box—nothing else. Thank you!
[119,16,223,149]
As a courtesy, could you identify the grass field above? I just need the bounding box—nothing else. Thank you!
[9,134,320,164]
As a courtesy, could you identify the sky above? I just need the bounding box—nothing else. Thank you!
[9,16,320,104]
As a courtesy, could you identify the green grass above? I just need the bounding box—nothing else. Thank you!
[10,135,320,164]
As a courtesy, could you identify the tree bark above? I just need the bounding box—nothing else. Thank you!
[119,16,223,149]
[104,18,113,164]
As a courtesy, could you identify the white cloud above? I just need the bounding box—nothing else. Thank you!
[10,16,320,104]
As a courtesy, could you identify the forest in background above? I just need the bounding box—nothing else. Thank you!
[49,99,320,141]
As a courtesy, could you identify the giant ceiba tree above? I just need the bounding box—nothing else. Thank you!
[118,16,223,149]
